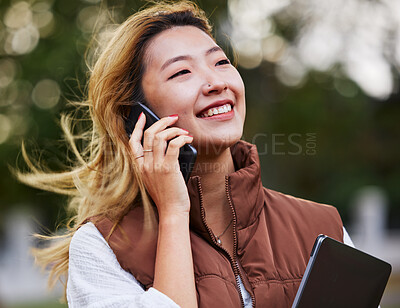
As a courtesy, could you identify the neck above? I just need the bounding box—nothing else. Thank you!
[191,147,235,223]
[192,147,235,186]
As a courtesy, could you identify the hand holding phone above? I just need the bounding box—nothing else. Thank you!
[128,110,194,216]
[125,102,197,183]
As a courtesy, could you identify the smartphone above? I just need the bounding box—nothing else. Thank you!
[125,102,197,183]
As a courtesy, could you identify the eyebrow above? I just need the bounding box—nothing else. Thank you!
[160,46,223,71]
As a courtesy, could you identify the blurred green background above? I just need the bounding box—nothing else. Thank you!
[0,0,399,307]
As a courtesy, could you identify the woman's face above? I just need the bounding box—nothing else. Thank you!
[141,26,246,155]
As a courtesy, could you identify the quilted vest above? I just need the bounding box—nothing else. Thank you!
[94,141,343,307]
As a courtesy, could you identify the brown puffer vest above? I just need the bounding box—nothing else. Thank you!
[95,141,343,307]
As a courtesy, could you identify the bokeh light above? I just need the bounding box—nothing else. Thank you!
[228,0,400,99]
[0,113,12,144]
[31,79,60,109]
[32,1,55,38]
[77,6,101,33]
[0,80,19,107]
[0,58,17,88]
[3,1,32,29]
[2,0,54,55]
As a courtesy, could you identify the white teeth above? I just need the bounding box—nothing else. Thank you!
[200,103,233,118]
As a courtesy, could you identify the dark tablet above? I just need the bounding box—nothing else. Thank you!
[291,235,392,308]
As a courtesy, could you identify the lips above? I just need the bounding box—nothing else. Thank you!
[196,100,234,118]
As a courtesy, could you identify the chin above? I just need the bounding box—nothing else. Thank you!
[194,130,242,157]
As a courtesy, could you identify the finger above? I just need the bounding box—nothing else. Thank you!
[164,135,194,164]
[153,127,189,165]
[143,115,179,149]
[128,113,146,168]
[130,112,146,144]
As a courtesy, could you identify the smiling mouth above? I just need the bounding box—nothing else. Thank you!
[198,103,232,118]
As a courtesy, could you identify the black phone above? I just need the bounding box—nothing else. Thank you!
[125,102,197,183]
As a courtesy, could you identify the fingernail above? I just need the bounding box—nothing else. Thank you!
[169,114,178,118]
[139,112,144,120]
[187,135,193,138]
[181,128,189,133]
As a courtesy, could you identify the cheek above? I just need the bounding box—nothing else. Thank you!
[227,72,245,115]
[150,83,197,117]
[229,70,245,96]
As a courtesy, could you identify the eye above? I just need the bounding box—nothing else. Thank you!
[168,69,190,80]
[216,59,230,66]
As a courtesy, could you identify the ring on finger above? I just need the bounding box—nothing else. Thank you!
[135,154,144,159]
[143,149,153,153]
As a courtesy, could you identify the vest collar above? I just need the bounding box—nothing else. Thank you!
[187,141,264,241]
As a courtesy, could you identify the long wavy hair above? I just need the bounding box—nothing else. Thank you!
[15,0,213,294]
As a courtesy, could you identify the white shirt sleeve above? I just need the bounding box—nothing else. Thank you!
[343,226,355,247]
[67,222,180,308]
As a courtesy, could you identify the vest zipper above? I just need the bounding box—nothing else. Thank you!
[196,177,246,308]
[224,176,256,308]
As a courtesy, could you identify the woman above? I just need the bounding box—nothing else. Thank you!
[18,1,353,307]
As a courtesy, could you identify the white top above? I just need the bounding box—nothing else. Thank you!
[67,222,354,308]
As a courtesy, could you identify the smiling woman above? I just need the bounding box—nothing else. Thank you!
[16,1,351,308]
[141,25,245,156]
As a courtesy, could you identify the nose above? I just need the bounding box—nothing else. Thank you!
[202,80,228,96]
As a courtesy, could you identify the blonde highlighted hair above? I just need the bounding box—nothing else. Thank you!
[16,0,213,295]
